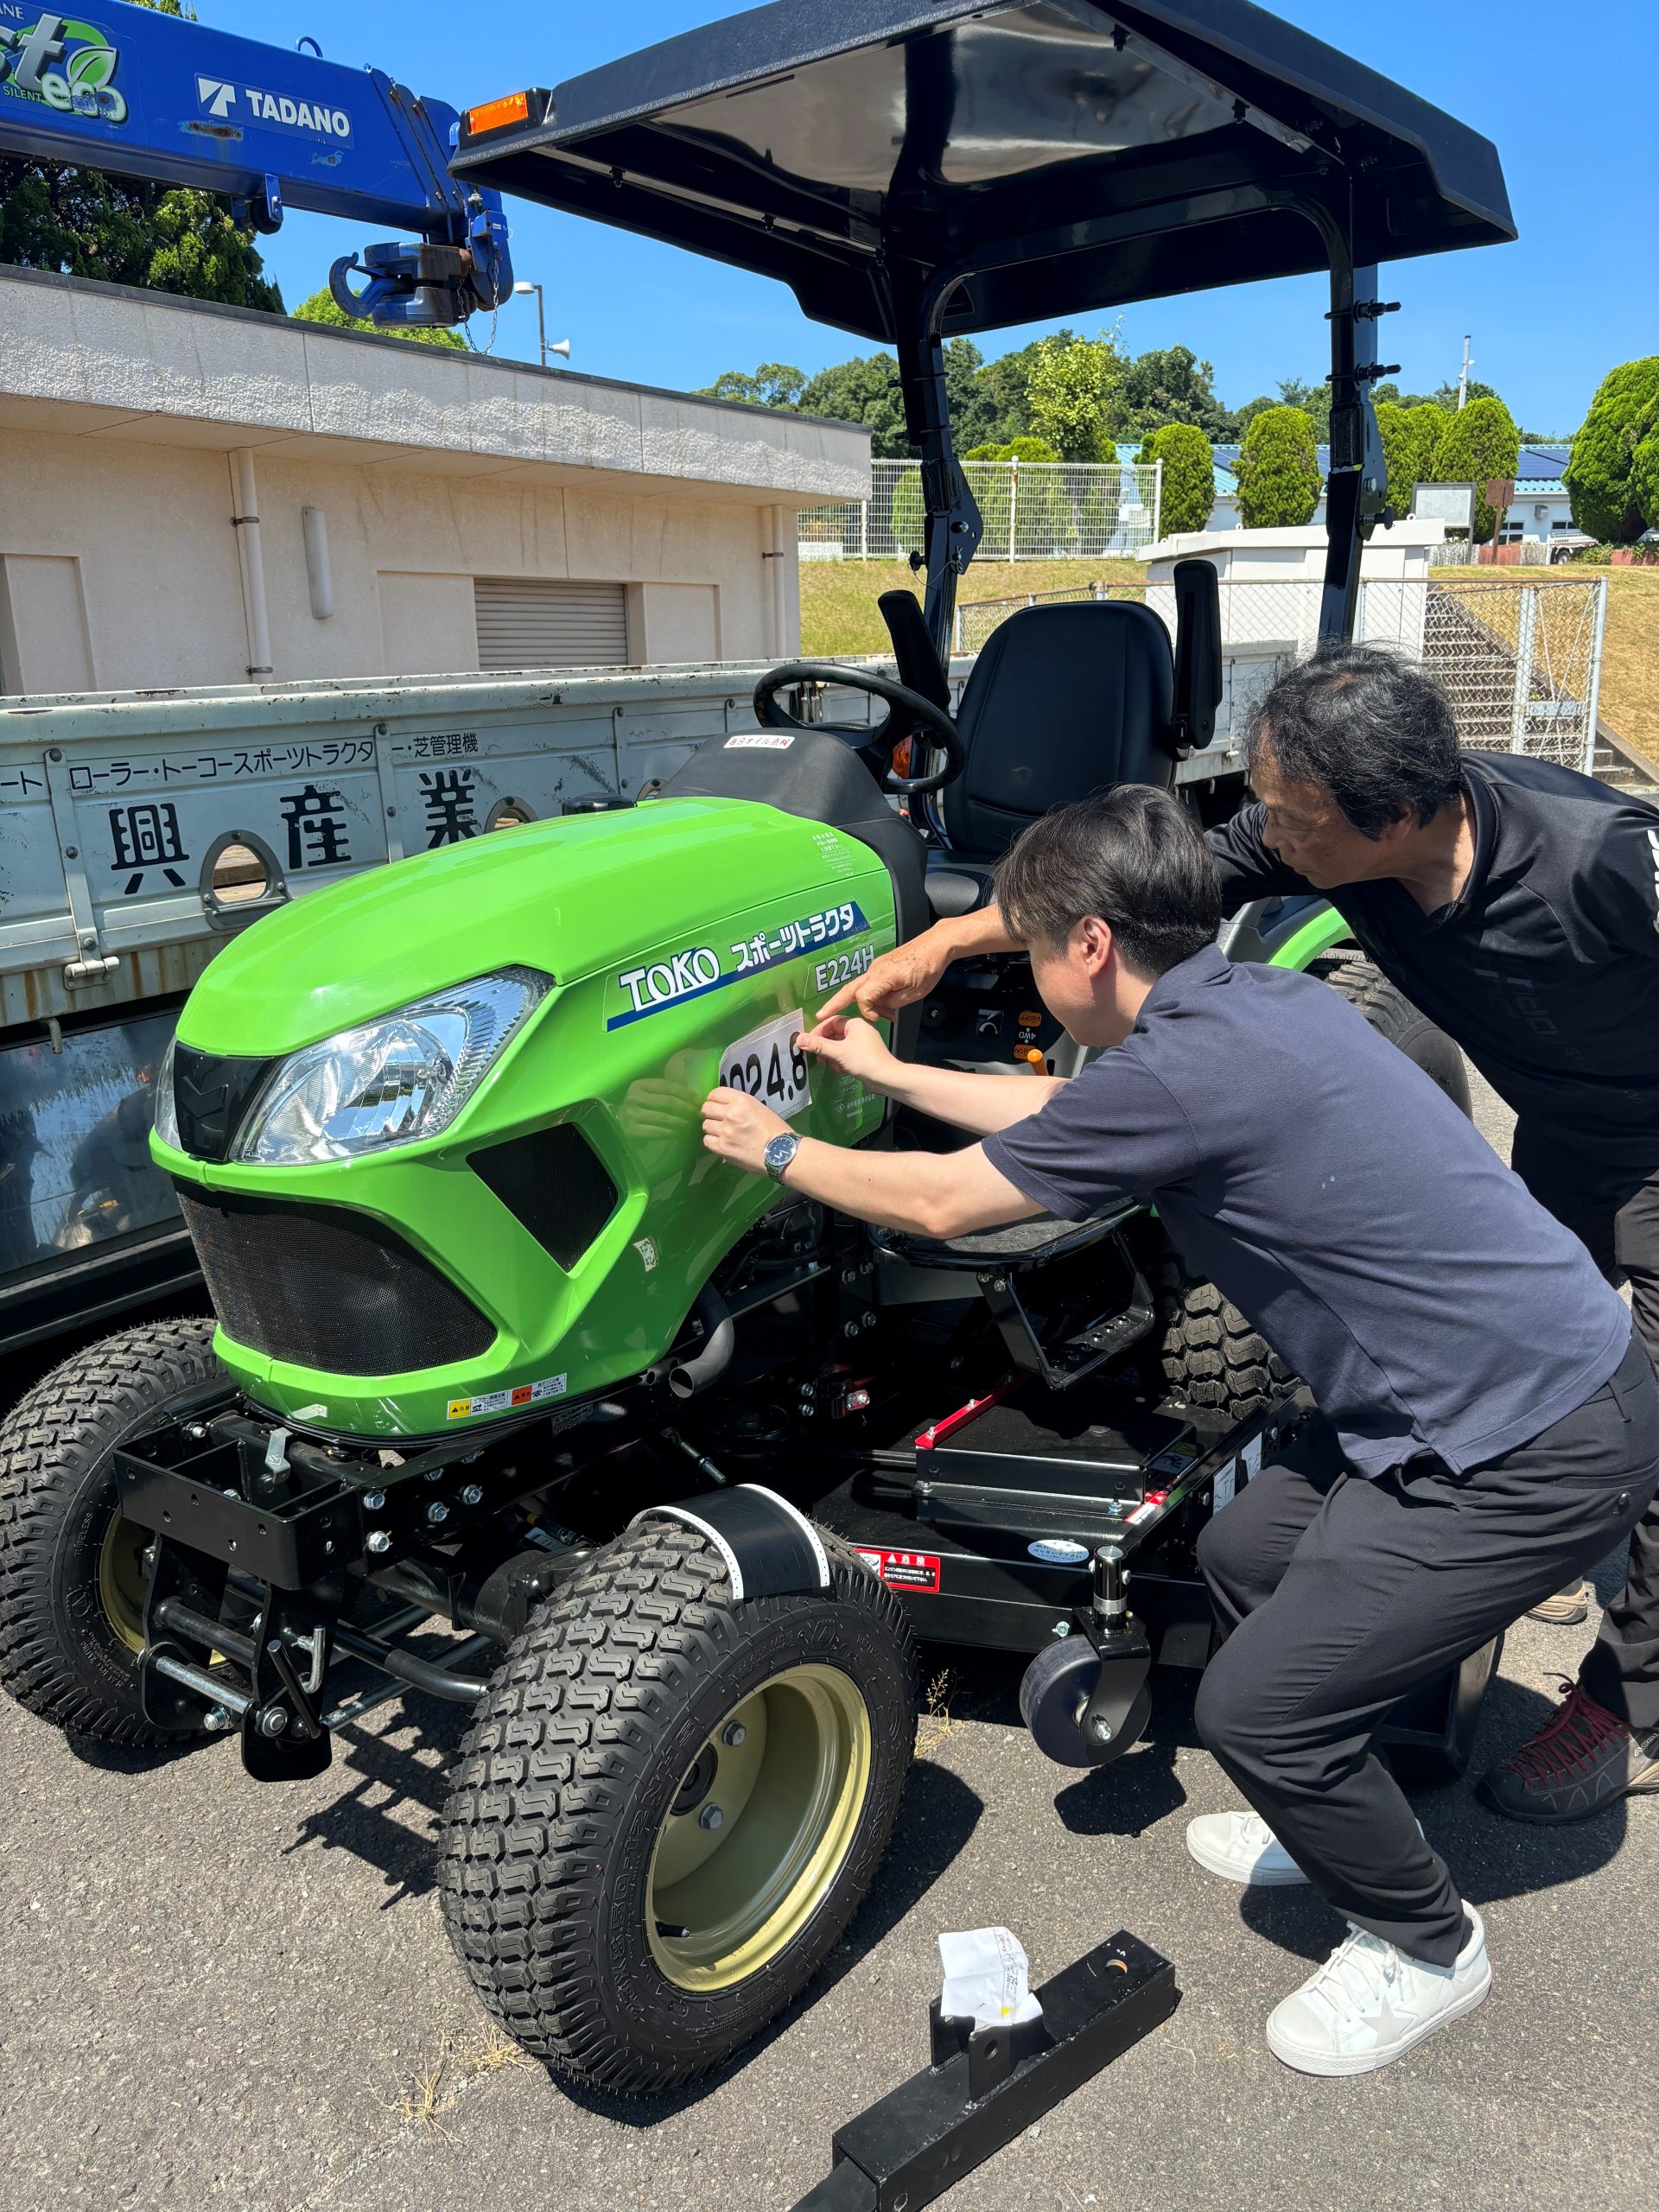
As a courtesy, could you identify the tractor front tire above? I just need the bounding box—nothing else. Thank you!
[0,1319,220,1746]
[439,1516,917,2094]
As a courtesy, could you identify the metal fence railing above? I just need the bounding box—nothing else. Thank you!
[951,575,1609,774]
[798,456,1164,563]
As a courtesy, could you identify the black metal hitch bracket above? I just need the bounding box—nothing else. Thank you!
[790,1932,1178,2211]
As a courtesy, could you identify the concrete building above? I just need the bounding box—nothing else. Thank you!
[1497,443,1586,552]
[0,269,870,696]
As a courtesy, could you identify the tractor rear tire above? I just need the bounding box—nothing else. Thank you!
[1319,954,1472,1115]
[439,1516,917,2094]
[0,1319,221,1746]
[1154,1255,1291,1424]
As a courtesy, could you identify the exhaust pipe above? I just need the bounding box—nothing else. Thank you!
[668,1287,735,1399]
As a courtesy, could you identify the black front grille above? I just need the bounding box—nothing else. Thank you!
[469,1123,620,1270]
[174,1185,494,1375]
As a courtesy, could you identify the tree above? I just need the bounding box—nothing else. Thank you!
[292,286,465,349]
[1407,404,1448,485]
[1433,394,1520,543]
[1026,333,1122,460]
[969,331,1076,449]
[1273,376,1332,444]
[1563,357,1659,543]
[1116,345,1236,440]
[1236,406,1322,528]
[795,352,904,454]
[963,436,1060,462]
[1631,421,1659,536]
[791,338,988,458]
[1234,394,1276,437]
[0,2,283,311]
[695,364,806,409]
[1137,423,1214,535]
[1373,402,1418,515]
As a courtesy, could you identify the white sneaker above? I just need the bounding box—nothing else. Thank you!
[1185,1808,1310,1886]
[1266,1905,1491,2076]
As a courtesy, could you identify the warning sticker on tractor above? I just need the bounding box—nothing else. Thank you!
[856,1547,943,1593]
[721,1008,811,1119]
[725,734,794,749]
[446,1374,568,1421]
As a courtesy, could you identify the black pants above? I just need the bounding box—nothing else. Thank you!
[1514,1131,1659,1733]
[1194,1334,1659,1966]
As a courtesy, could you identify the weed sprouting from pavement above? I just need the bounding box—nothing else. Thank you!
[915,1670,964,1759]
[394,2018,536,2138]
[395,2042,457,2137]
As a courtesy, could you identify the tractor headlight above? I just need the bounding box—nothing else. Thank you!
[233,967,550,1166]
[153,1037,181,1151]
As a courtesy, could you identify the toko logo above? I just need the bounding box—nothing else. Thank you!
[0,13,128,124]
[617,945,722,1015]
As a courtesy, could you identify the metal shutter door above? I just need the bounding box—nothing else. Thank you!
[473,578,631,670]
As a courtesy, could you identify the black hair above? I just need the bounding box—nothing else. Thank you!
[994,784,1222,977]
[1246,641,1462,837]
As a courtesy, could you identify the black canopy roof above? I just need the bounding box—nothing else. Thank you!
[452,0,1515,344]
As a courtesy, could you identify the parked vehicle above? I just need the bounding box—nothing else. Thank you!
[0,0,1513,2093]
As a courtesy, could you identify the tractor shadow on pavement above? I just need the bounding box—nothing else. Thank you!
[281,1694,473,1907]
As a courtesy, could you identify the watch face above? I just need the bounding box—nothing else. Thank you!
[765,1132,798,1173]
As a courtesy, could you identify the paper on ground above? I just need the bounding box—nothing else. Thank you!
[938,1926,1044,2028]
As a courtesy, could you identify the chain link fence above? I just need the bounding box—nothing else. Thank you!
[952,575,1608,773]
[798,456,1163,563]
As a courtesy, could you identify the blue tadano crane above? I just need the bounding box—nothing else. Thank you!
[0,4,513,327]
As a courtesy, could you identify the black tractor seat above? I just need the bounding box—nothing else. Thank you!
[870,1201,1136,1272]
[872,569,1223,916]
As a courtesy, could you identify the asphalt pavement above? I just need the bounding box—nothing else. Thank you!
[3,1071,1655,2212]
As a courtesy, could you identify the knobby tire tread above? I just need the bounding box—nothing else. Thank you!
[0,1318,220,1745]
[437,1517,916,2094]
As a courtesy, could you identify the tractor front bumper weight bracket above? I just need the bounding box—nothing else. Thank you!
[790,1932,1178,2212]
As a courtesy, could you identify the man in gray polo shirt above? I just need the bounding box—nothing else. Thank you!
[701,784,1659,2076]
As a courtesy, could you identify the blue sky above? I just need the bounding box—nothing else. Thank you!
[219,1,1656,435]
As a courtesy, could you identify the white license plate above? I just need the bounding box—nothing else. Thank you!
[721,1008,811,1119]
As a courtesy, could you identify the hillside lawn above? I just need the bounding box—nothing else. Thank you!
[802,556,1658,766]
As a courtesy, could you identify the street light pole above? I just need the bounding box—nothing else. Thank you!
[1457,334,1473,410]
[514,279,547,368]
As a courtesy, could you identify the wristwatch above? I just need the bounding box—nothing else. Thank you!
[763,1130,802,1183]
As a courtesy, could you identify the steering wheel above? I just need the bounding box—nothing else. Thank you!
[752,662,965,796]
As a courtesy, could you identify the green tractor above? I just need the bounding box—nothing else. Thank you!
[0,0,1510,2096]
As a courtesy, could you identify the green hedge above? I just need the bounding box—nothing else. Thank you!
[1565,358,1659,543]
[1236,406,1321,528]
[1139,422,1214,535]
[1432,397,1520,543]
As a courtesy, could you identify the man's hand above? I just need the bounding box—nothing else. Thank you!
[817,934,948,1022]
[701,1086,790,1175]
[817,909,1024,1021]
[796,1014,899,1091]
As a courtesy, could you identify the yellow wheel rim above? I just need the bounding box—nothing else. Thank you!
[646,1663,872,1993]
[98,1510,149,1656]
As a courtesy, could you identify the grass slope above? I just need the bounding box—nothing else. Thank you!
[805,557,1657,766]
[801,557,1143,657]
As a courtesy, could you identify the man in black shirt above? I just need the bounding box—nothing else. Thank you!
[823,645,1659,1824]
